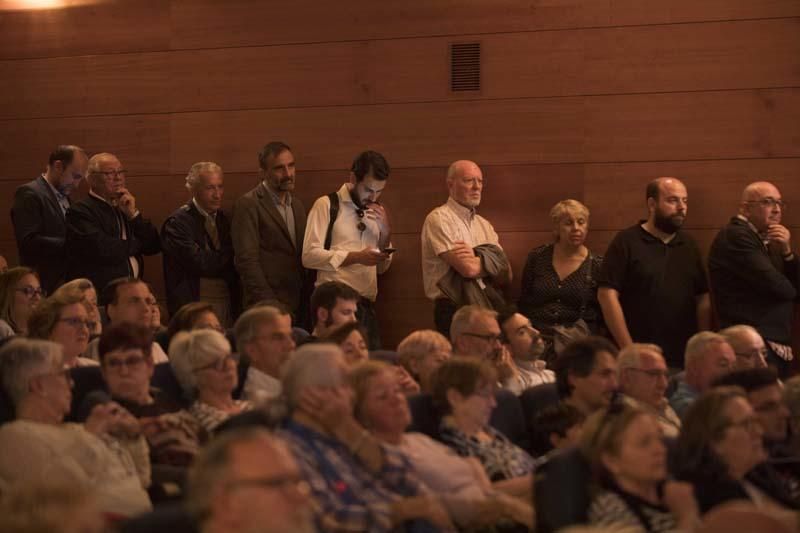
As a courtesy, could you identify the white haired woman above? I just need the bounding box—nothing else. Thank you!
[168,328,251,433]
[0,338,151,518]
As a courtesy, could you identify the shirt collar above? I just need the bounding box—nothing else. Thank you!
[446,196,476,222]
[514,359,548,373]
[192,197,216,219]
[262,181,292,207]
[88,189,112,206]
[42,174,66,201]
[736,214,768,244]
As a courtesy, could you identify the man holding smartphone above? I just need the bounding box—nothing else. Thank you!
[65,153,161,303]
[302,150,393,349]
[709,181,798,378]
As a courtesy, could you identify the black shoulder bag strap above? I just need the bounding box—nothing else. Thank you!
[324,192,339,250]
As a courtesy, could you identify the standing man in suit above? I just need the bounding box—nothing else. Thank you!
[161,162,241,326]
[232,141,309,325]
[65,153,161,303]
[11,145,88,294]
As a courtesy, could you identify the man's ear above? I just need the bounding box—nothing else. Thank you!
[317,308,329,328]
[446,387,464,410]
[600,451,621,477]
[348,171,357,185]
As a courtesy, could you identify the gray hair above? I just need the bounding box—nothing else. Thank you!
[449,305,497,343]
[234,305,288,354]
[617,343,663,372]
[185,161,222,192]
[187,427,288,525]
[719,325,762,354]
[168,329,232,399]
[684,331,729,368]
[397,329,451,371]
[281,343,346,411]
[0,338,64,406]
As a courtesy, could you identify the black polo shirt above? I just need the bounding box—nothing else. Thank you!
[598,223,709,368]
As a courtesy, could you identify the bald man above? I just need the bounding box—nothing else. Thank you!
[65,153,160,302]
[421,160,510,337]
[598,177,710,369]
[709,181,798,377]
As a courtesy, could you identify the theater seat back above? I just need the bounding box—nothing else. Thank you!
[534,446,592,533]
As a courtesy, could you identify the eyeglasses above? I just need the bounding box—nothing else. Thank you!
[463,332,503,344]
[16,286,45,298]
[195,354,236,372]
[105,355,147,371]
[735,349,768,361]
[746,198,787,210]
[227,475,310,496]
[355,208,367,233]
[725,416,762,432]
[58,317,97,331]
[98,169,127,179]
[627,368,669,380]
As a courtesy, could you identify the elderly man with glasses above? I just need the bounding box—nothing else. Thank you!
[617,343,681,438]
[450,305,518,386]
[709,181,799,379]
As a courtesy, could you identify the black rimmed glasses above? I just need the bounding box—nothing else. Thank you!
[98,169,127,179]
[58,317,97,331]
[746,198,787,210]
[16,286,45,298]
[463,332,503,344]
[195,354,236,372]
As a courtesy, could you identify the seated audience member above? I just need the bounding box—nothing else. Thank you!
[277,343,454,532]
[148,291,166,337]
[305,280,361,342]
[617,343,680,438]
[0,338,151,517]
[720,325,768,371]
[169,329,252,434]
[675,387,800,517]
[324,321,419,395]
[98,323,203,469]
[581,402,699,532]
[350,360,534,529]
[553,336,619,416]
[187,427,315,533]
[235,304,295,404]
[27,292,98,368]
[530,403,585,459]
[450,305,518,384]
[0,267,43,339]
[85,278,168,363]
[0,482,105,533]
[498,308,554,394]
[433,356,536,485]
[53,278,102,338]
[158,300,224,352]
[397,329,452,394]
[669,332,735,419]
[714,368,799,498]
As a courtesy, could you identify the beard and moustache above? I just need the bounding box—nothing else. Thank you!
[653,209,685,234]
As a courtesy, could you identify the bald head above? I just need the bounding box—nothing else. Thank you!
[739,181,783,232]
[447,160,483,208]
[646,177,685,203]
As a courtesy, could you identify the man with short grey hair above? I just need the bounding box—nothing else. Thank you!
[618,343,681,437]
[187,427,314,533]
[235,304,296,404]
[720,324,768,371]
[450,305,517,384]
[669,331,736,418]
[161,162,240,325]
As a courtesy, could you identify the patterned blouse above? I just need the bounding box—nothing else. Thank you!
[589,489,678,532]
[518,244,603,333]
[439,419,535,482]
[189,400,252,433]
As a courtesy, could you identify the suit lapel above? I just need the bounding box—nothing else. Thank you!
[256,185,295,249]
[36,176,66,220]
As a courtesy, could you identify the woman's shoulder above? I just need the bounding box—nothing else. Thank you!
[589,490,640,524]
[527,243,553,259]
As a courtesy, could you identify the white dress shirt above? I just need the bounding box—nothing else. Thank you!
[242,366,282,405]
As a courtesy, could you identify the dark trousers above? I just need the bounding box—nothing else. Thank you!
[433,298,458,341]
[356,298,381,350]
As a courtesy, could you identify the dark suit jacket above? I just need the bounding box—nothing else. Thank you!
[231,184,309,315]
[65,194,161,302]
[10,176,70,293]
[161,202,241,318]
[708,216,799,344]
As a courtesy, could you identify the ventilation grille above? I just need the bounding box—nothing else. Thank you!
[450,42,481,92]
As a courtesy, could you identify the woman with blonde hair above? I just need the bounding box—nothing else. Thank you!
[27,292,98,368]
[0,267,43,339]
[52,278,102,338]
[518,199,603,361]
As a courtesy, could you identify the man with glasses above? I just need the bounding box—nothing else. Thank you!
[720,324,768,371]
[302,150,393,349]
[450,305,517,384]
[11,145,88,294]
[422,160,509,339]
[498,308,554,395]
[187,427,314,533]
[65,152,160,300]
[553,336,619,416]
[617,343,681,437]
[669,331,736,419]
[709,181,798,378]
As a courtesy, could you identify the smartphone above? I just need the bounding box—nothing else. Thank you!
[383,247,397,255]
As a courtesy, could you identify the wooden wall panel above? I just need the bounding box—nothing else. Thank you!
[169,0,800,50]
[0,1,171,59]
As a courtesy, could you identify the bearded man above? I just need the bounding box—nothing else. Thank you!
[598,177,711,369]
